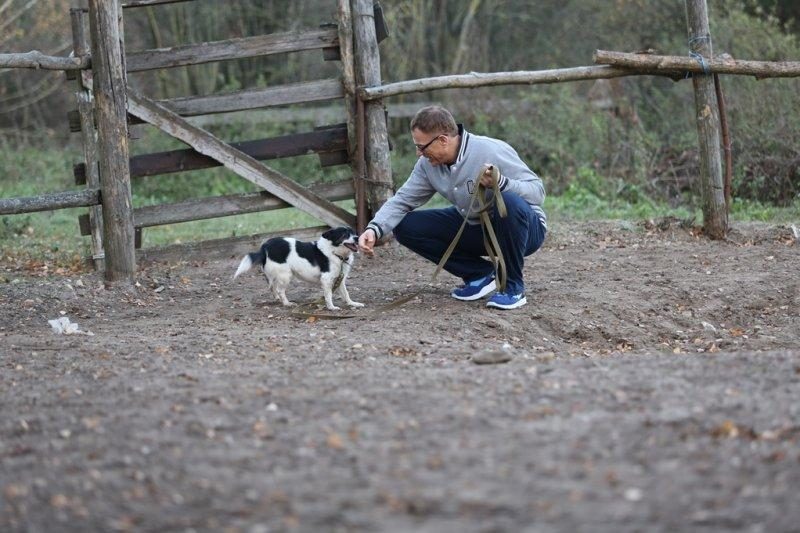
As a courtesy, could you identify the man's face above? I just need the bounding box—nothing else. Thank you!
[411,128,448,166]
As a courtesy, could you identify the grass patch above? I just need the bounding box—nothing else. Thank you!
[2,144,798,271]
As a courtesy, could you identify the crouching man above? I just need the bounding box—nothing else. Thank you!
[358,105,547,310]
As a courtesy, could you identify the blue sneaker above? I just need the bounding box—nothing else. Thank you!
[486,292,527,310]
[451,274,496,301]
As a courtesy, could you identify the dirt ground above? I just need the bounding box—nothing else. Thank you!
[1,219,799,532]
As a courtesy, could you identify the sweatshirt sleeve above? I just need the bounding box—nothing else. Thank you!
[367,159,436,238]
[495,142,546,207]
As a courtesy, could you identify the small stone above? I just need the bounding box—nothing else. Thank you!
[471,349,513,365]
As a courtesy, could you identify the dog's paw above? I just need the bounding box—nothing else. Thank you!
[281,301,297,307]
[348,301,365,308]
[326,305,342,311]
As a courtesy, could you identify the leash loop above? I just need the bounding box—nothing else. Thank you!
[432,164,508,293]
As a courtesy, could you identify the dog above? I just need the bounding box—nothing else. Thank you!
[233,226,364,311]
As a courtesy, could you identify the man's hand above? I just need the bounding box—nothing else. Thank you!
[358,228,376,256]
[479,164,498,187]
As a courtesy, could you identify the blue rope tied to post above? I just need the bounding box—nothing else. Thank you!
[686,35,712,78]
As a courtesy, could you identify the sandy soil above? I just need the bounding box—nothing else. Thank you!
[1,219,799,532]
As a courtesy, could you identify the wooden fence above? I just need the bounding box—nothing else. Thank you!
[1,0,799,284]
[0,0,393,283]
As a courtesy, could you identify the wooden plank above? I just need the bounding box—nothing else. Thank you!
[70,80,346,132]
[71,7,105,271]
[126,29,339,72]
[133,180,354,229]
[132,78,344,122]
[137,225,329,263]
[0,189,100,215]
[685,0,727,238]
[126,90,355,229]
[74,127,348,183]
[88,0,136,283]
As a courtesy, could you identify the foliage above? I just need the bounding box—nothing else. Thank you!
[1,0,799,264]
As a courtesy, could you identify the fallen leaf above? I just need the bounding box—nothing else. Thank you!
[326,432,344,450]
[729,327,746,337]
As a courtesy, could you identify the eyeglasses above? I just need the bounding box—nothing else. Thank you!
[414,134,443,153]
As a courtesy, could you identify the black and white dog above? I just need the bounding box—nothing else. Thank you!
[233,226,364,311]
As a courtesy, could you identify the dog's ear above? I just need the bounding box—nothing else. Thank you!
[322,227,345,244]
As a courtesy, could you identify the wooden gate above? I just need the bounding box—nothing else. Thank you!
[68,0,391,269]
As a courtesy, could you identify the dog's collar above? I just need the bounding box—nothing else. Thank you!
[333,252,349,262]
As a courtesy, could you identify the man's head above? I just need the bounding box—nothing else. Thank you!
[410,105,459,166]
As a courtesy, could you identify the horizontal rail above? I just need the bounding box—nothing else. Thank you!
[126,28,339,72]
[134,79,344,123]
[69,79,345,132]
[136,225,331,263]
[133,180,354,229]
[0,51,89,71]
[0,189,99,215]
[122,0,195,7]
[74,126,348,183]
[358,65,684,100]
[594,50,800,79]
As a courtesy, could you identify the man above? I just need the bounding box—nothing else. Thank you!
[358,105,546,310]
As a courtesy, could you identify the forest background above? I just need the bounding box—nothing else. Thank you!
[1,0,798,265]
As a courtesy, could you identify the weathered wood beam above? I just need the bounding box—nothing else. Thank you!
[358,65,683,101]
[594,49,800,79]
[685,0,727,239]
[352,0,393,210]
[71,7,105,271]
[0,51,89,71]
[336,0,365,233]
[0,189,100,215]
[88,0,136,283]
[132,180,354,229]
[126,89,355,229]
[126,29,339,72]
[133,79,343,122]
[69,79,345,132]
[122,0,194,7]
[136,226,329,264]
[75,127,348,183]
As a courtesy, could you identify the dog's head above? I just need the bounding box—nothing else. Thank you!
[321,226,359,256]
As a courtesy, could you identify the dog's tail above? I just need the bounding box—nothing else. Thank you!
[233,250,266,279]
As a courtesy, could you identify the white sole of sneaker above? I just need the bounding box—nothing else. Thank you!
[486,296,527,310]
[450,280,497,301]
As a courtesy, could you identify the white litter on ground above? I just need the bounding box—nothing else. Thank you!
[48,316,94,336]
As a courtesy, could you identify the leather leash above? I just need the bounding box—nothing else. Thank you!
[432,164,508,292]
[288,290,421,320]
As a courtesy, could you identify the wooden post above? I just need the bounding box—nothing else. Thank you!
[685,0,727,238]
[336,0,366,233]
[87,0,136,283]
[351,0,393,213]
[70,8,105,272]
